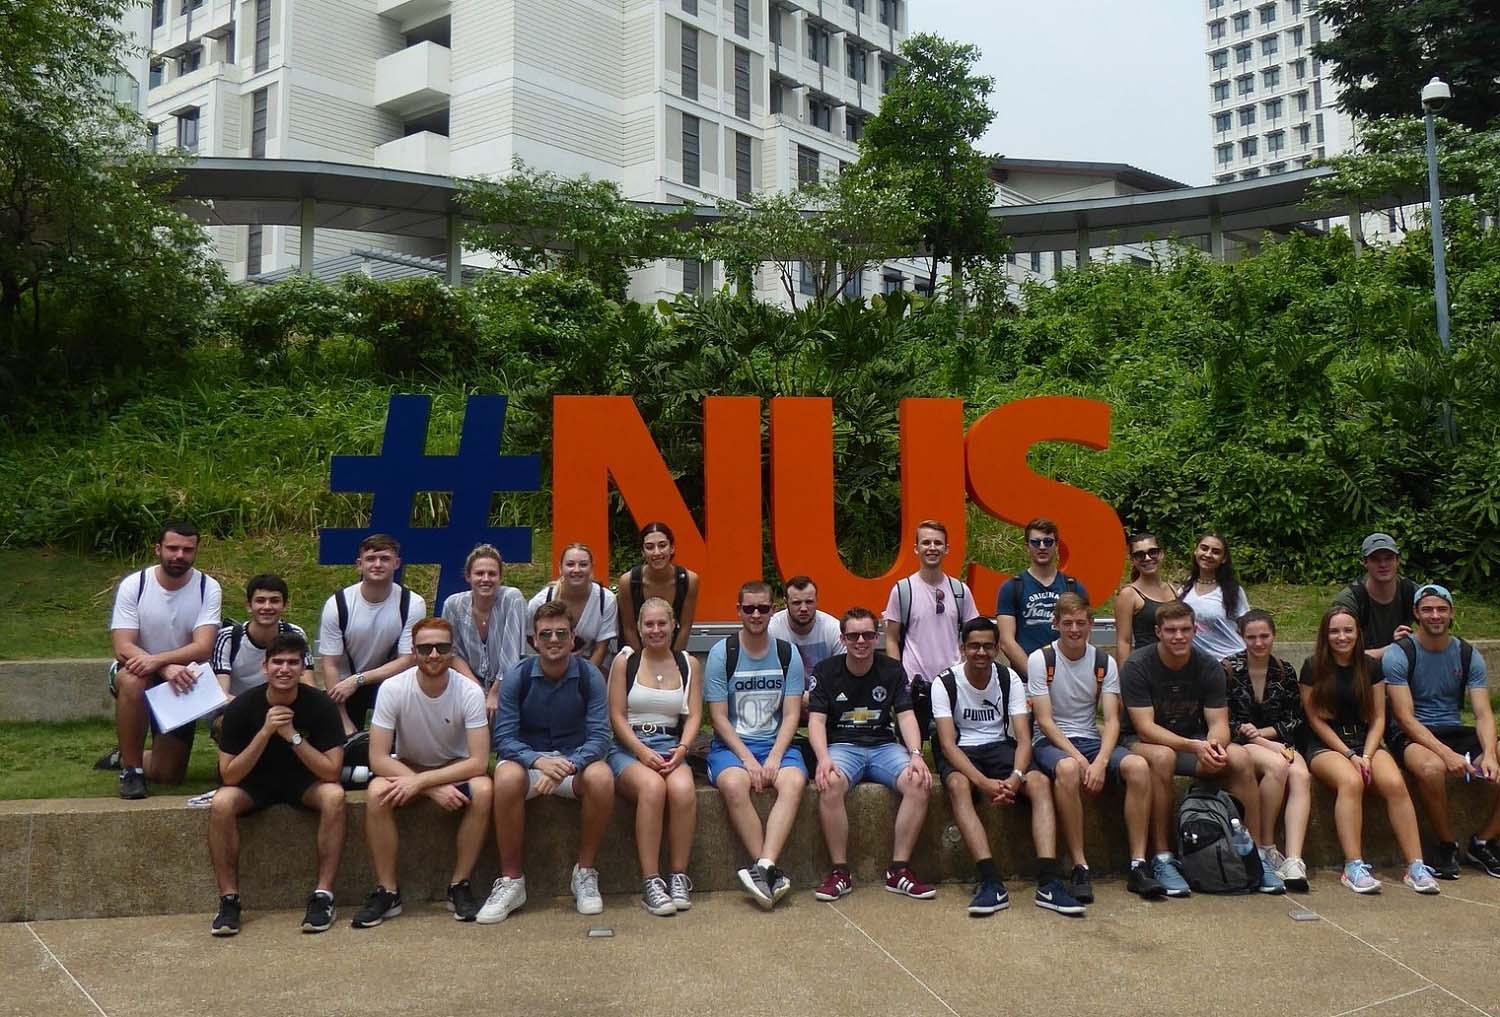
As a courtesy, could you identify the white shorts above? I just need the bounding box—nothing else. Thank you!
[524,752,578,800]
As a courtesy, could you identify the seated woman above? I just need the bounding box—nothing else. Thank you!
[617,522,700,653]
[607,597,703,917]
[527,542,619,669]
[1221,609,1311,891]
[1300,607,1439,895]
[1112,531,1178,665]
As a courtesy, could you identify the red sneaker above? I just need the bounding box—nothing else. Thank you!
[884,867,937,900]
[814,868,853,902]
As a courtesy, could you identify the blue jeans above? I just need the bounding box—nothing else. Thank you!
[826,742,912,789]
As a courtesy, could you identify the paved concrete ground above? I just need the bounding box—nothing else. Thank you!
[7,866,1498,1017]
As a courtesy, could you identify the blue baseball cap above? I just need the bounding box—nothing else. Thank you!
[1413,583,1453,608]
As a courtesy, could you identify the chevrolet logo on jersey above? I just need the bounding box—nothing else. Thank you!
[840,707,882,724]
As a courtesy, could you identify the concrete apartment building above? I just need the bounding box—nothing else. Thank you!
[140,0,912,297]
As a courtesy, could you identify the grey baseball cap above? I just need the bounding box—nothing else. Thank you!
[1360,533,1399,558]
[1413,583,1453,608]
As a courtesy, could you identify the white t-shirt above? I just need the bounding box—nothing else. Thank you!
[370,667,488,768]
[930,663,1029,747]
[1182,585,1250,661]
[768,610,844,683]
[212,619,312,696]
[318,583,426,679]
[526,582,619,652]
[109,568,222,655]
[1026,641,1121,744]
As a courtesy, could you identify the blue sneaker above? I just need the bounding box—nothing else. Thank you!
[1034,878,1086,915]
[1403,861,1440,895]
[1257,850,1286,895]
[1340,859,1380,894]
[967,881,1009,916]
[1152,855,1191,898]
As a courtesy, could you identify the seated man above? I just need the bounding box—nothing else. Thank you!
[209,634,346,936]
[809,607,935,902]
[705,581,807,909]
[352,618,493,928]
[210,574,314,735]
[1029,594,1163,902]
[483,602,614,923]
[1122,600,1283,896]
[933,617,1082,917]
[1383,584,1499,878]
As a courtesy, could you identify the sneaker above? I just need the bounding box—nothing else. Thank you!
[475,876,526,924]
[1403,861,1441,895]
[1340,859,1381,894]
[446,879,479,922]
[738,865,774,909]
[1257,850,1287,895]
[668,872,693,911]
[768,865,791,904]
[1035,878,1087,915]
[210,894,241,937]
[300,891,334,933]
[968,881,1009,916]
[883,866,937,900]
[1069,865,1095,905]
[118,768,147,800]
[641,876,677,917]
[93,748,122,771]
[1151,856,1191,898]
[1262,845,1287,872]
[1127,862,1167,899]
[1430,841,1461,880]
[350,886,403,928]
[1278,856,1310,893]
[1465,835,1500,878]
[814,868,853,902]
[571,864,604,915]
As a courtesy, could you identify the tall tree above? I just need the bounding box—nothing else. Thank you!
[857,33,1006,304]
[1314,0,1500,130]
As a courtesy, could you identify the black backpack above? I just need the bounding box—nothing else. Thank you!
[936,665,1014,744]
[1176,785,1262,894]
[723,636,794,683]
[1391,634,1478,714]
[334,585,411,674]
[1344,578,1417,643]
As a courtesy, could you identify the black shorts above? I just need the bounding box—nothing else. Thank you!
[938,740,1020,782]
[1388,724,1482,766]
[231,778,321,814]
[1303,723,1370,760]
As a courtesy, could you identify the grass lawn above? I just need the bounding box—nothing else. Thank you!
[0,719,221,800]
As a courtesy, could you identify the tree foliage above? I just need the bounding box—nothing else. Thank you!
[1308,115,1500,219]
[1314,0,1500,130]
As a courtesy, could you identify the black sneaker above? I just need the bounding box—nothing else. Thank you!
[1431,841,1461,880]
[1069,865,1095,905]
[300,891,334,933]
[350,886,403,928]
[93,748,122,771]
[118,768,147,800]
[1127,863,1167,899]
[211,894,241,936]
[447,879,479,921]
[1465,836,1500,878]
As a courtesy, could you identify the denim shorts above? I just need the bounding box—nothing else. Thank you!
[608,730,680,777]
[1032,737,1132,780]
[827,741,913,790]
[707,736,809,785]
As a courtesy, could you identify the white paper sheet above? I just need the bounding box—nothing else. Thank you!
[145,662,228,732]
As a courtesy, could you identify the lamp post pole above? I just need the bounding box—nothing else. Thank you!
[1420,77,1454,442]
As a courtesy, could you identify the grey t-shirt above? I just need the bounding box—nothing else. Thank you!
[1119,645,1226,740]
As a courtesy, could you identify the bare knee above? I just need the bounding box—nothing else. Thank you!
[1135,744,1174,775]
[1120,754,1149,786]
[466,775,493,808]
[717,771,750,804]
[494,762,528,799]
[313,782,346,813]
[581,762,614,799]
[1054,758,1081,787]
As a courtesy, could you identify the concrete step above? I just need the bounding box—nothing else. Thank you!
[3,778,1496,922]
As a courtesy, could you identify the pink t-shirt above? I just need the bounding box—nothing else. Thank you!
[883,573,979,685]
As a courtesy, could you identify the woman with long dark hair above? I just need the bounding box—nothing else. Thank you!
[1300,607,1438,895]
[1178,532,1248,660]
[1112,531,1178,665]
[617,522,700,653]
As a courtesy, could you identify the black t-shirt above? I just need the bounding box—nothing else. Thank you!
[219,684,345,792]
[1299,658,1379,729]
[1119,645,1226,740]
[808,653,911,747]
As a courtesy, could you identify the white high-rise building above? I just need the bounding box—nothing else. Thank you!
[140,0,911,296]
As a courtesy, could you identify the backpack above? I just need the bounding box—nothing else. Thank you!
[219,620,244,671]
[723,636,794,683]
[624,649,692,736]
[1392,634,1477,712]
[334,585,411,675]
[544,581,608,619]
[1039,643,1109,704]
[136,569,208,611]
[936,664,1013,743]
[895,575,966,656]
[1176,785,1262,894]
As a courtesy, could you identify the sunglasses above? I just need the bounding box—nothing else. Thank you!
[739,603,773,615]
[934,587,945,615]
[843,630,879,642]
[414,642,453,656]
[1131,547,1163,561]
[535,628,572,643]
[1028,536,1057,548]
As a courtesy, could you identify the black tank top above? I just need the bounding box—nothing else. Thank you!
[629,565,689,630]
[1132,590,1172,647]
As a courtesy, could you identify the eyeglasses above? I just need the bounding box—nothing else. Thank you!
[414,642,452,656]
[739,603,773,616]
[1028,536,1057,548]
[535,628,572,643]
[1130,547,1163,561]
[843,631,879,642]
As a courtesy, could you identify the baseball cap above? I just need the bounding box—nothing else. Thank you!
[1360,533,1399,559]
[1413,583,1453,608]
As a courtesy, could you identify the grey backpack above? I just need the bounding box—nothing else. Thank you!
[1176,785,1262,894]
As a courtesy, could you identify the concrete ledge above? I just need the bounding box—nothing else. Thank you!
[2,778,1497,922]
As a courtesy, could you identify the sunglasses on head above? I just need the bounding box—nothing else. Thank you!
[739,603,773,615]
[414,642,452,656]
[1028,536,1057,548]
[1131,547,1163,561]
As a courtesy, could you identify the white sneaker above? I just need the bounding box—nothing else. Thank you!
[572,864,604,915]
[475,876,526,924]
[1278,856,1309,892]
[1262,845,1287,872]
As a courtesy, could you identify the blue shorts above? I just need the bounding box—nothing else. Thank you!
[1032,737,1132,780]
[827,742,912,790]
[608,730,680,778]
[708,736,809,785]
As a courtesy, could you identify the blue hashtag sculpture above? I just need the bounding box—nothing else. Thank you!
[319,394,541,609]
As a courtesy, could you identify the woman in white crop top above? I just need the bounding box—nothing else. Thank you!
[607,597,703,917]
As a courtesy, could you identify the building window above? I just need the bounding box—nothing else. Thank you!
[682,113,700,186]
[845,0,867,11]
[799,261,815,296]
[734,47,750,119]
[1208,0,1223,8]
[147,121,159,153]
[1262,66,1280,89]
[797,144,818,185]
[808,95,832,132]
[176,107,200,152]
[1232,11,1249,31]
[845,42,867,83]
[1216,174,1234,184]
[1216,141,1235,163]
[177,46,203,76]
[1291,58,1306,80]
[807,23,831,65]
[255,0,271,73]
[844,268,863,299]
[770,79,785,114]
[1295,90,1308,113]
[735,132,752,200]
[247,225,263,276]
[1387,210,1397,231]
[1267,130,1285,153]
[683,259,702,293]
[769,4,780,45]
[149,60,163,88]
[1291,0,1301,13]
[152,0,165,28]
[683,0,696,13]
[1240,137,1257,158]
[1242,168,1260,179]
[1209,19,1225,40]
[1313,80,1322,108]
[1211,49,1228,70]
[1239,105,1255,127]
[1315,113,1325,142]
[1264,97,1283,120]
[880,58,895,91]
[845,113,864,142]
[1213,80,1230,102]
[1234,43,1252,63]
[882,272,904,294]
[1267,161,1287,174]
[251,88,268,157]
[1290,25,1304,47]
[1259,3,1276,24]
[1296,122,1310,144]
[878,0,899,27]
[1054,251,1068,272]
[1029,252,1041,273]
[1213,111,1232,132]
[1236,74,1254,96]
[1260,35,1278,57]
[682,26,698,101]
[734,0,749,37]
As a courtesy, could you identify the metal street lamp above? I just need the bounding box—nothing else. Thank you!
[1421,76,1451,353]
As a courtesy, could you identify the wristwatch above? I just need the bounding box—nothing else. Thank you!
[290,733,304,747]
[353,673,366,687]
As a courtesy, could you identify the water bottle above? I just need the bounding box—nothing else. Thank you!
[1229,817,1255,858]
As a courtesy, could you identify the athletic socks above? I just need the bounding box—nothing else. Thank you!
[891,859,909,872]
[1035,857,1061,885]
[976,858,999,884]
